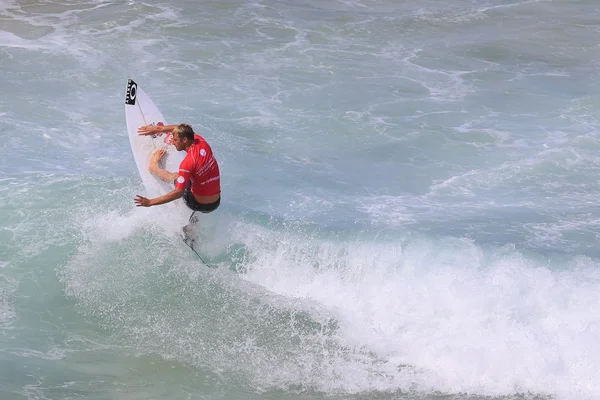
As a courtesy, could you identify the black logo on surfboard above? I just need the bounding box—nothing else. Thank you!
[125,79,137,105]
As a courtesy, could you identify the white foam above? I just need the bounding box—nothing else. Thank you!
[75,202,190,245]
[0,31,44,50]
[233,221,600,398]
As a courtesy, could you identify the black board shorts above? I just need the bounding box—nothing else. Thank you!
[182,183,220,213]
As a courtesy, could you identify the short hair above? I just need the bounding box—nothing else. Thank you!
[173,123,194,141]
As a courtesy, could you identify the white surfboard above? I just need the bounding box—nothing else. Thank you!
[125,79,207,259]
[125,79,185,199]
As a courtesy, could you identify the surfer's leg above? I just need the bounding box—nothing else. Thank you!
[182,211,198,247]
[148,149,178,183]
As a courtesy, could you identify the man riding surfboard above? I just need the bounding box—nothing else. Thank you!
[134,123,220,214]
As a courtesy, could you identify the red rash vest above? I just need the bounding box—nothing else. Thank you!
[175,134,220,197]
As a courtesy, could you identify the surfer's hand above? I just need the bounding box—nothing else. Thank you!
[150,148,167,163]
[137,125,159,136]
[134,195,152,207]
[148,149,167,174]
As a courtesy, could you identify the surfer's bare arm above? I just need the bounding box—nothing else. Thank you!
[148,149,178,183]
[137,124,179,136]
[134,188,184,207]
[150,168,178,184]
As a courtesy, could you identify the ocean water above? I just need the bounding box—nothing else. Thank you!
[2,0,600,399]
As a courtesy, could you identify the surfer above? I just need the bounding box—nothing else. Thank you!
[133,123,220,213]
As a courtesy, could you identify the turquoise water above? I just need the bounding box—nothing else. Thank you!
[2,0,600,399]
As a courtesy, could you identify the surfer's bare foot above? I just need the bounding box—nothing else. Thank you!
[148,149,167,173]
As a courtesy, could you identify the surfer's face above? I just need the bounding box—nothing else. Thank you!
[173,133,185,151]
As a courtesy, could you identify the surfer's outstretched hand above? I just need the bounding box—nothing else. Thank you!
[137,125,160,136]
[134,195,152,207]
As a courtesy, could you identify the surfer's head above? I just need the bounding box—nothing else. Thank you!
[172,123,194,151]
